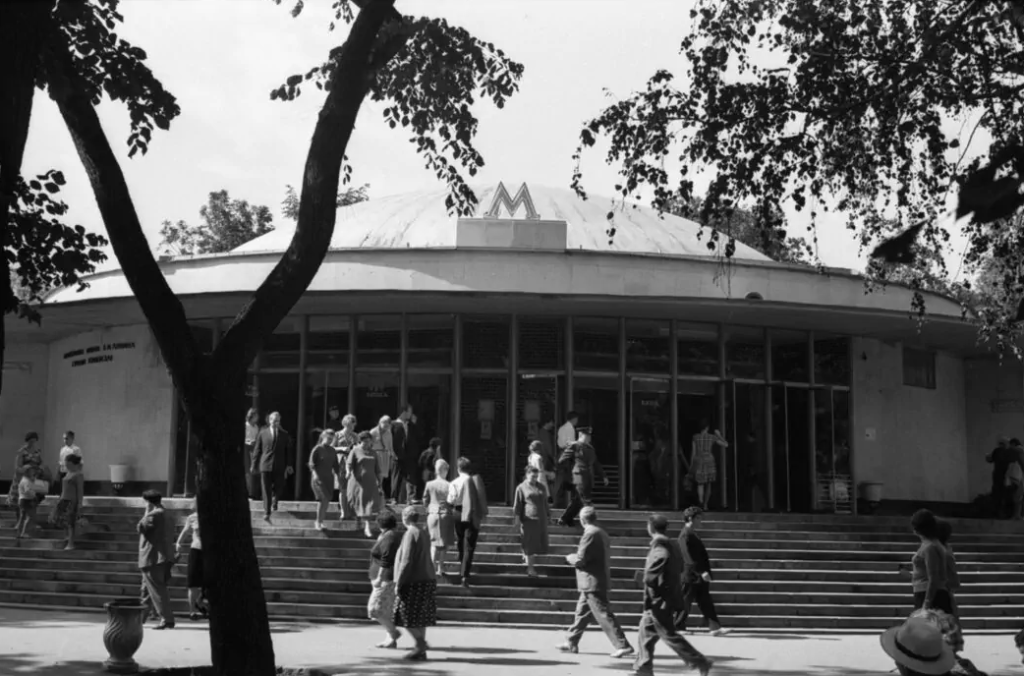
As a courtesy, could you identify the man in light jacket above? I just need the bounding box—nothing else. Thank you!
[138,489,176,629]
[634,513,712,676]
[447,456,489,587]
[556,506,634,658]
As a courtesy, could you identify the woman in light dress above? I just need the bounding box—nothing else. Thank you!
[334,414,359,520]
[346,431,383,538]
[513,464,550,577]
[371,416,396,503]
[526,440,554,493]
[422,458,455,576]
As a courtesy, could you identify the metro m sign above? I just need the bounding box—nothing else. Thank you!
[484,182,541,220]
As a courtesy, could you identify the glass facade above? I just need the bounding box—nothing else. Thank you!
[174,314,854,513]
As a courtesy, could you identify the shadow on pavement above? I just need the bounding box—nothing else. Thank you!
[723,632,842,641]
[431,646,533,655]
[0,655,102,676]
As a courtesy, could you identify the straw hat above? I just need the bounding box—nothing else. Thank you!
[879,617,956,675]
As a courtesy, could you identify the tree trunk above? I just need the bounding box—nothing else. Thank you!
[189,369,276,675]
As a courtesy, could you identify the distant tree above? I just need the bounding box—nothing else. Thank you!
[666,195,811,264]
[281,182,369,220]
[158,190,274,255]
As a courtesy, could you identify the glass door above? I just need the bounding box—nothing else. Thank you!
[785,386,814,512]
[516,374,560,477]
[728,382,768,512]
[628,377,671,509]
[815,387,853,513]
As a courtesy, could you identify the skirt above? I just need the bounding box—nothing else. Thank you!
[48,499,78,529]
[427,512,455,548]
[186,548,205,588]
[367,580,397,621]
[394,580,437,628]
[520,517,549,556]
[691,450,717,484]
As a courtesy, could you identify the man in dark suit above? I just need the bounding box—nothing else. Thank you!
[250,411,294,523]
[556,506,634,658]
[391,404,420,503]
[138,489,176,629]
[675,506,729,635]
[634,513,712,676]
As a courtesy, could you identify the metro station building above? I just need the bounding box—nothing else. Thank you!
[2,182,1016,512]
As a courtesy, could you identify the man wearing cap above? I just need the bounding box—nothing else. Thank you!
[557,427,608,527]
[633,513,712,676]
[556,506,634,659]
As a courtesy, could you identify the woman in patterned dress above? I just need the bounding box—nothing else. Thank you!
[422,458,455,576]
[393,505,437,661]
[367,510,402,648]
[334,414,359,520]
[346,431,382,538]
[689,419,729,510]
[7,432,45,507]
[513,464,549,577]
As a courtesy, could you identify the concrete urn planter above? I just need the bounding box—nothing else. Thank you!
[858,482,884,504]
[109,464,131,495]
[103,598,147,674]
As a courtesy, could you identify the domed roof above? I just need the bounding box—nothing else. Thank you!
[232,183,771,262]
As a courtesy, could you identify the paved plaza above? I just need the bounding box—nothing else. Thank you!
[0,607,1020,676]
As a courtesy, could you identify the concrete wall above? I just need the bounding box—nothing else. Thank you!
[1,343,50,460]
[852,338,969,502]
[964,358,1024,499]
[45,324,174,482]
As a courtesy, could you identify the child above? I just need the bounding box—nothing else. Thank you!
[49,453,84,550]
[14,466,47,539]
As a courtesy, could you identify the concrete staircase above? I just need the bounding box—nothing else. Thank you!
[2,497,1023,631]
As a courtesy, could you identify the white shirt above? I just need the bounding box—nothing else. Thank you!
[447,472,472,505]
[59,444,82,472]
[557,422,576,450]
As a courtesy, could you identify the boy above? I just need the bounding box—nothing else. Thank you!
[14,466,48,539]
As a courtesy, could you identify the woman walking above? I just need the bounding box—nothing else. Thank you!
[244,409,261,500]
[904,509,953,615]
[347,431,383,538]
[308,429,340,530]
[689,420,728,511]
[394,505,438,661]
[527,440,554,493]
[49,453,84,550]
[335,415,359,521]
[423,458,455,577]
[368,510,402,648]
[174,503,209,621]
[513,464,550,577]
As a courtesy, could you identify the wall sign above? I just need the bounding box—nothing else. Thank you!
[63,341,137,368]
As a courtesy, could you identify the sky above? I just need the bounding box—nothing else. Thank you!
[23,0,896,274]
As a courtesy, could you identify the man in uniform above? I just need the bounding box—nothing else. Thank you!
[557,426,608,527]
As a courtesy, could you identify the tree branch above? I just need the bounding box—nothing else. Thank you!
[212,0,404,378]
[43,20,201,391]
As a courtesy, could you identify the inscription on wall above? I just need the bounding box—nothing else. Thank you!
[63,342,137,368]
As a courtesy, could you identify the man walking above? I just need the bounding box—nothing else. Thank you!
[391,404,420,503]
[558,427,608,527]
[556,506,634,658]
[633,513,712,676]
[138,490,176,629]
[250,411,294,523]
[447,456,489,587]
[675,506,730,636]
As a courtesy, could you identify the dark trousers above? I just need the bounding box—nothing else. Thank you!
[454,520,480,580]
[635,608,708,673]
[559,479,592,525]
[565,591,630,649]
[140,562,175,625]
[554,469,572,507]
[260,471,286,516]
[389,465,406,503]
[244,443,261,499]
[674,579,721,630]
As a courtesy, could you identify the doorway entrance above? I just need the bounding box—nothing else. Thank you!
[814,388,853,513]
[771,385,814,512]
[573,373,620,506]
[677,380,719,508]
[727,382,769,512]
[628,378,671,509]
[516,373,561,478]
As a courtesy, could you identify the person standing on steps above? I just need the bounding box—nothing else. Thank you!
[243,408,262,501]
[690,420,728,511]
[554,412,579,508]
[446,456,488,588]
[174,502,209,621]
[371,416,397,505]
[334,414,359,521]
[393,505,438,661]
[392,404,420,504]
[674,507,730,636]
[250,411,294,524]
[137,490,176,630]
[348,431,384,539]
[308,429,340,531]
[513,464,550,577]
[423,458,455,577]
[556,506,635,659]
[49,454,84,550]
[558,427,608,528]
[368,510,402,649]
[633,513,713,676]
[54,430,81,496]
